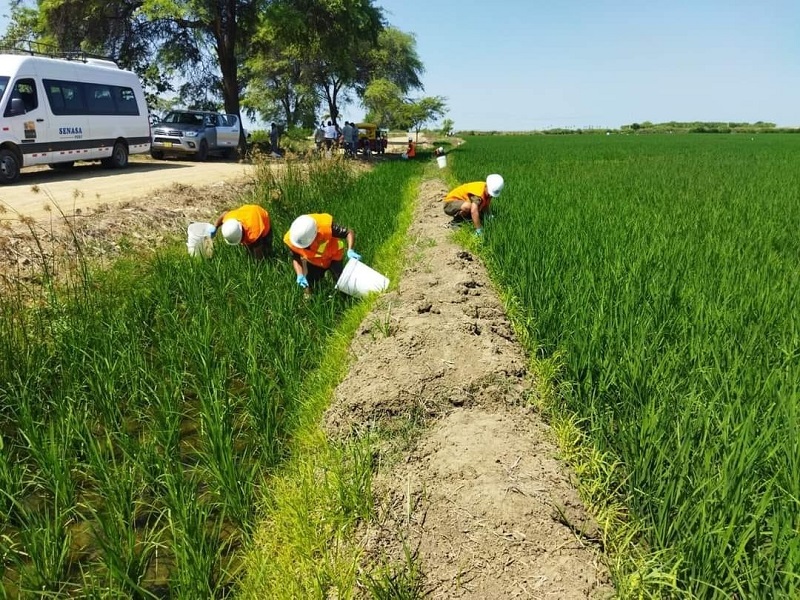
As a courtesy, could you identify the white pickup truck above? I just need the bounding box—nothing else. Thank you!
[150,110,240,161]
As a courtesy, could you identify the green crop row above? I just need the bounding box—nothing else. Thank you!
[0,157,422,597]
[453,134,800,598]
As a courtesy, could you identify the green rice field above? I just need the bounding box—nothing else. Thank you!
[0,158,422,597]
[453,134,800,598]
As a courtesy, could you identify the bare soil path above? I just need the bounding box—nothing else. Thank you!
[0,157,255,225]
[326,177,613,597]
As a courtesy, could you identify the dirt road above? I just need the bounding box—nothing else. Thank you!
[0,157,255,224]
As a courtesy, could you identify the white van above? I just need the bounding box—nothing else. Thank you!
[0,53,151,184]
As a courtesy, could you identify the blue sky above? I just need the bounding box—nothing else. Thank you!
[381,0,800,130]
[2,1,798,131]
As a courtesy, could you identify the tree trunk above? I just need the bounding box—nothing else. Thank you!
[215,0,246,155]
[323,78,343,126]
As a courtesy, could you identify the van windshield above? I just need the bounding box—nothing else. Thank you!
[0,77,9,103]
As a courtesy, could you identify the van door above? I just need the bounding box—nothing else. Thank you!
[2,76,50,166]
[217,114,240,149]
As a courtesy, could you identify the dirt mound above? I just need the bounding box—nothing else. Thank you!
[326,178,612,597]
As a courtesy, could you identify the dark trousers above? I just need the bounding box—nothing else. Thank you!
[305,259,344,285]
[245,229,273,260]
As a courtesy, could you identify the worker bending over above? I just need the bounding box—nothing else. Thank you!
[211,204,273,259]
[442,174,504,236]
[284,213,361,294]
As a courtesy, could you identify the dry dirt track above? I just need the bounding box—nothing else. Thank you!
[0,157,255,225]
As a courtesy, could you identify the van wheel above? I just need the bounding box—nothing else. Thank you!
[49,161,75,170]
[195,140,209,162]
[0,149,21,184]
[102,141,128,168]
[150,150,164,160]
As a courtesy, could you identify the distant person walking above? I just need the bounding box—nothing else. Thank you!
[442,174,504,236]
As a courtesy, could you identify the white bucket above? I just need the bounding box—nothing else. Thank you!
[436,155,447,169]
[187,222,214,258]
[335,259,389,298]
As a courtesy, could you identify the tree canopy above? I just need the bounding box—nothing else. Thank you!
[2,0,437,136]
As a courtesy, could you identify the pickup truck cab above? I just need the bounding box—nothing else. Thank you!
[150,110,240,161]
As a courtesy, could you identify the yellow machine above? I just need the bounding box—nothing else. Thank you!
[356,122,386,154]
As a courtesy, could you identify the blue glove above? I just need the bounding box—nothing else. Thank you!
[475,228,484,237]
[347,249,361,261]
[207,225,217,237]
[296,274,309,288]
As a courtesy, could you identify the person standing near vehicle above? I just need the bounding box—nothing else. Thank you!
[284,213,361,294]
[269,122,281,156]
[350,123,359,156]
[342,121,354,157]
[442,174,504,236]
[323,120,337,152]
[210,204,273,259]
[314,120,325,152]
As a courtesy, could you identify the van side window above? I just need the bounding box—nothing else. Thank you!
[115,87,140,116]
[45,82,66,113]
[86,83,115,114]
[44,79,86,115]
[42,79,141,117]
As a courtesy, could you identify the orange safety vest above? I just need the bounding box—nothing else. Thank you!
[444,181,491,212]
[283,213,346,268]
[223,205,271,245]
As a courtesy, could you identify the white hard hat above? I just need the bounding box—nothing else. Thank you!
[221,219,243,245]
[289,215,317,248]
[486,174,504,198]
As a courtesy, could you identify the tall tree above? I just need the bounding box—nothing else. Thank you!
[363,79,447,134]
[362,78,404,127]
[240,11,320,127]
[268,0,384,125]
[4,0,266,152]
[358,27,423,96]
[2,0,173,104]
[140,0,265,151]
[398,96,448,140]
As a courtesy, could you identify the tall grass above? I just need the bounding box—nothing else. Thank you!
[239,164,423,599]
[454,134,800,598]
[0,155,419,595]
